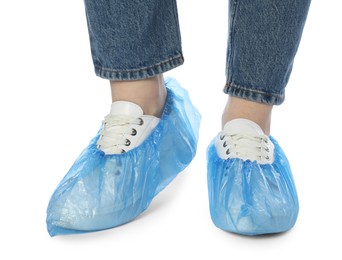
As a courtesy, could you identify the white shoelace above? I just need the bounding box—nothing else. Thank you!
[219,133,272,163]
[96,114,144,154]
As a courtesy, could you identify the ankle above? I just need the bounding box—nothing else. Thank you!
[110,74,166,117]
[222,96,273,135]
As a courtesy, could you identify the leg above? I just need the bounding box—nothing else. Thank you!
[84,0,183,154]
[208,0,311,236]
[46,0,201,236]
[84,0,183,81]
[222,96,272,135]
[84,0,184,117]
[110,75,167,117]
[223,0,311,133]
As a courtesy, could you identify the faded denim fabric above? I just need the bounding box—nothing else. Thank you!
[224,0,311,105]
[84,0,311,105]
[84,0,183,80]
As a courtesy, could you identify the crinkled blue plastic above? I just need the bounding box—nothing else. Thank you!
[46,78,201,236]
[207,136,299,236]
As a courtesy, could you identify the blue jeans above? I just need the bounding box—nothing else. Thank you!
[84,0,311,105]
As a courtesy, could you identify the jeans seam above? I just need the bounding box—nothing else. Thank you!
[226,0,239,83]
[95,54,184,80]
[170,0,182,47]
[224,82,285,105]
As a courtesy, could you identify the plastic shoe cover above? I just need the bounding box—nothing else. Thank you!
[207,136,299,236]
[46,78,201,236]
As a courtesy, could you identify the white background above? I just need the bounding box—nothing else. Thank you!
[1,1,341,259]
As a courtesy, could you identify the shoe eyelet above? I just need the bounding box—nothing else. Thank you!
[125,139,131,146]
[220,135,225,140]
[139,118,144,125]
[223,141,227,148]
[131,128,137,136]
[266,156,270,160]
[226,149,230,155]
[265,147,269,152]
[121,149,126,153]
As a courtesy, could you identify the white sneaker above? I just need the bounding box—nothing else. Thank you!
[96,101,160,155]
[215,119,274,164]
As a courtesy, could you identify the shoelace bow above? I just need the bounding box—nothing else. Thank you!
[97,114,144,154]
[220,133,271,161]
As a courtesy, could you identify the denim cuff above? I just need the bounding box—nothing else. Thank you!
[224,82,285,105]
[94,54,184,81]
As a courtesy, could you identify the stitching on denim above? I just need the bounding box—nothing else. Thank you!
[225,82,284,98]
[171,0,182,47]
[94,54,183,73]
[226,0,239,82]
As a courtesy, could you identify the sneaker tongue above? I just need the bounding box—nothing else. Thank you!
[223,119,265,136]
[110,101,144,117]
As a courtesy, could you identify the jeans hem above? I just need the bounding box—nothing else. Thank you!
[224,83,285,105]
[94,54,184,81]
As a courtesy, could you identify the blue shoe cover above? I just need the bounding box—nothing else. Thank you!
[207,136,299,236]
[46,78,201,236]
